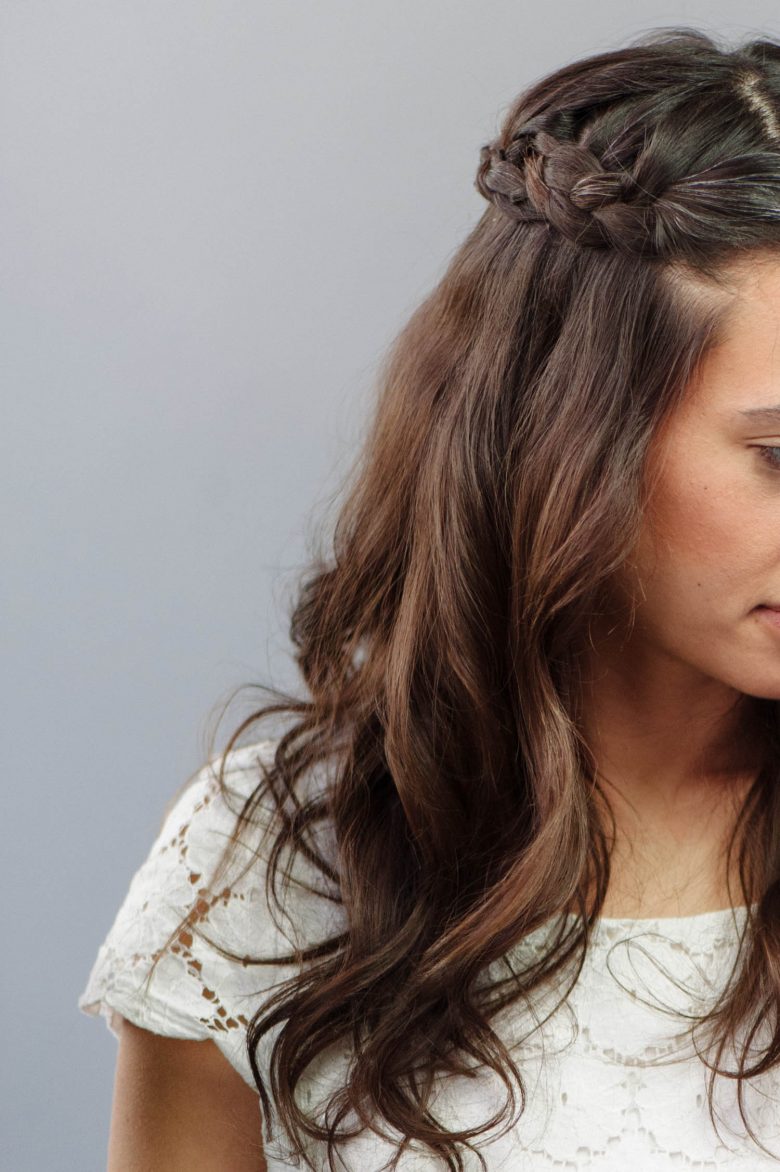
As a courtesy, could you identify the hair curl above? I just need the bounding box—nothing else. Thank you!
[148,25,780,1170]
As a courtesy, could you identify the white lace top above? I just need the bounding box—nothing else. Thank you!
[78,739,780,1169]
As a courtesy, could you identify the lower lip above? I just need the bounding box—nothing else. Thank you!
[755,606,780,630]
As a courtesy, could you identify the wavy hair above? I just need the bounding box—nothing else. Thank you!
[148,26,780,1170]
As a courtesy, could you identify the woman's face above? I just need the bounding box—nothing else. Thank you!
[620,257,780,704]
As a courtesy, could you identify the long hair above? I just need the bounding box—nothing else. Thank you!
[147,26,780,1170]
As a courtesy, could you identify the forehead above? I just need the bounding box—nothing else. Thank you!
[685,256,780,419]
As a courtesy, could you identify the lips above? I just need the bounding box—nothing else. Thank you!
[756,605,780,630]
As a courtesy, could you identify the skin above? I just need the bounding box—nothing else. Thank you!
[107,1019,267,1171]
[581,255,780,919]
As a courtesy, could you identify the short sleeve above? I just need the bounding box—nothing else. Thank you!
[77,737,345,1092]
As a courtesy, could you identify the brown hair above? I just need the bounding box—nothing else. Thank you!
[147,26,780,1170]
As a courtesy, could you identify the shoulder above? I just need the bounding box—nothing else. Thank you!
[157,738,278,842]
[148,739,279,889]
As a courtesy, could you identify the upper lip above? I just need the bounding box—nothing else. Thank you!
[761,603,780,609]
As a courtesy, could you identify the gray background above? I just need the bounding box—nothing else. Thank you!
[2,3,774,1168]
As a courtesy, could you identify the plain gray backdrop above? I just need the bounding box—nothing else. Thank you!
[3,3,777,1168]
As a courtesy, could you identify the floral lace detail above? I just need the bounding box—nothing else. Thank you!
[147,782,252,1035]
[79,745,780,1170]
[78,741,343,1089]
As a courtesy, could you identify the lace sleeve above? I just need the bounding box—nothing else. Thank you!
[77,737,333,1089]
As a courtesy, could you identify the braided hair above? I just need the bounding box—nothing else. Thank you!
[475,34,780,260]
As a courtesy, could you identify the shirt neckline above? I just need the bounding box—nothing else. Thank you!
[592,902,755,927]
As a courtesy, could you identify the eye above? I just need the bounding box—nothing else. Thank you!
[757,445,780,471]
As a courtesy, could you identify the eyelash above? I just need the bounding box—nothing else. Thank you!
[757,445,780,471]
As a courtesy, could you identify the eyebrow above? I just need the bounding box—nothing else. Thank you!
[738,405,780,425]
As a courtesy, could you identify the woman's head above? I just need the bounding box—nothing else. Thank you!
[161,28,780,1171]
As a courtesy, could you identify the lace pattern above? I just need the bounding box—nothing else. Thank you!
[78,738,348,1159]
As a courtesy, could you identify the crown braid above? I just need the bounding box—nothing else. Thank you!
[476,87,780,261]
[475,118,660,255]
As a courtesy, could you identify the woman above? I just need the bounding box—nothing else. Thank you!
[79,26,780,1171]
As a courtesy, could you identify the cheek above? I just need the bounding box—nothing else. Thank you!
[633,474,760,607]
